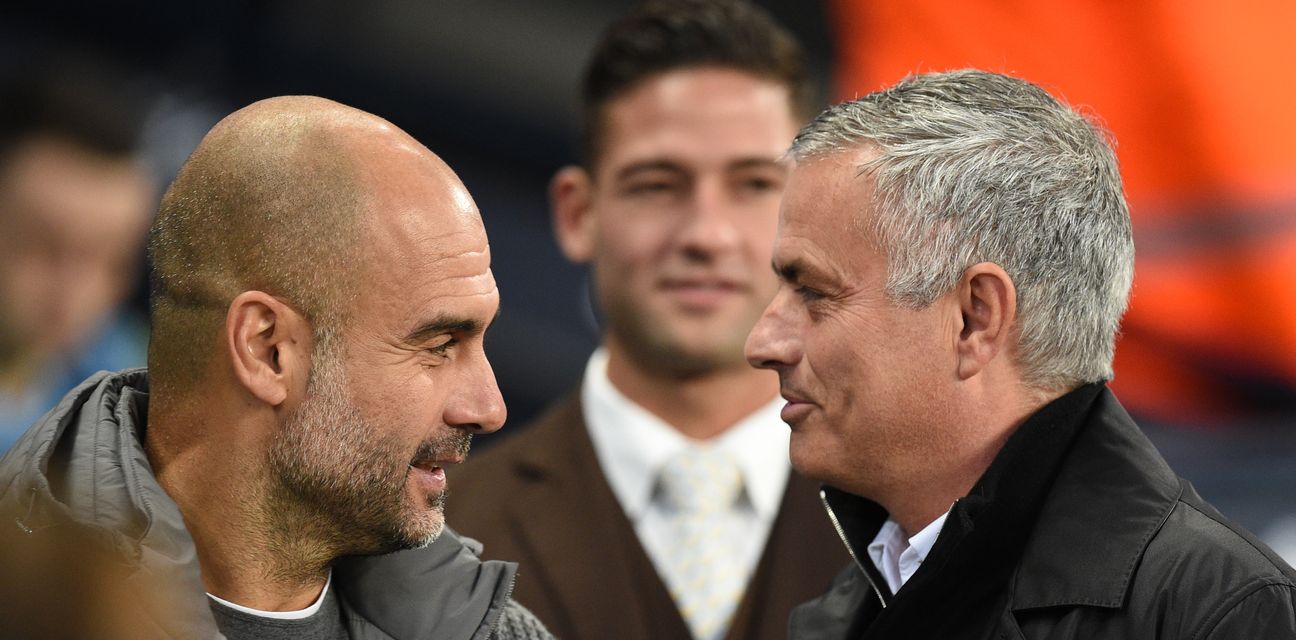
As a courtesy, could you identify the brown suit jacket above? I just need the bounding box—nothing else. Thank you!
[446,392,850,640]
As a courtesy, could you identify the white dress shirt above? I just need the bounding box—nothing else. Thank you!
[867,512,949,595]
[581,348,791,589]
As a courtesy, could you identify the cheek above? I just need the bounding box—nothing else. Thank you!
[807,323,869,389]
[595,206,680,261]
[349,372,421,428]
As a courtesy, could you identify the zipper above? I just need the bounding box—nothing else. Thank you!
[819,489,887,609]
[484,571,519,638]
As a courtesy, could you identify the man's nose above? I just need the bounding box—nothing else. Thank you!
[445,353,507,434]
[745,290,797,370]
[677,180,742,258]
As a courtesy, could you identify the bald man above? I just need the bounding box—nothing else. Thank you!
[0,97,552,640]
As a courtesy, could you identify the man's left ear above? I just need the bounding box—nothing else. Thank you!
[225,291,313,408]
[955,262,1017,380]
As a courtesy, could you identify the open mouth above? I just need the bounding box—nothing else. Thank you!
[406,434,471,492]
[408,459,449,493]
[408,452,462,491]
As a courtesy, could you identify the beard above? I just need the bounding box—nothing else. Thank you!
[266,345,471,555]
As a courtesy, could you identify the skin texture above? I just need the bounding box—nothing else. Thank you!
[745,150,1052,535]
[0,135,152,386]
[146,97,505,610]
[551,67,799,440]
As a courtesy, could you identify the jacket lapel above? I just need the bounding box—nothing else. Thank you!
[503,398,690,640]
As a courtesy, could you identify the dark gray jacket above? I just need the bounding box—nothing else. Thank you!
[0,369,551,640]
[792,384,1296,639]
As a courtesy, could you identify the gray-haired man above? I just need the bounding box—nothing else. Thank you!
[745,69,1296,639]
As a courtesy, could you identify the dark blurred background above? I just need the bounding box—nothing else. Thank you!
[1,0,1293,556]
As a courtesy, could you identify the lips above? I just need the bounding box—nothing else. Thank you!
[659,276,746,308]
[661,275,742,289]
[407,434,471,494]
[408,464,447,494]
[779,387,810,404]
[778,387,815,424]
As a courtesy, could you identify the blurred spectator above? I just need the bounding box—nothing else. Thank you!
[448,2,848,639]
[0,55,155,452]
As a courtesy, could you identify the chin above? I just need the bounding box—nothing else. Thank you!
[385,516,444,552]
[402,525,444,550]
[788,436,837,485]
[379,496,447,552]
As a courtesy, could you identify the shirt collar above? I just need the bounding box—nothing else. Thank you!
[867,512,949,594]
[581,347,790,520]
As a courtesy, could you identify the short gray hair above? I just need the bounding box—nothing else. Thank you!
[790,69,1134,390]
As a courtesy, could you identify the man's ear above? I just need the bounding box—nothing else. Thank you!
[225,291,310,407]
[955,262,1017,380]
[550,165,597,263]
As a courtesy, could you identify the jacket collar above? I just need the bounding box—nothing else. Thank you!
[823,383,1104,585]
[1008,388,1181,611]
[813,384,1116,638]
[817,384,1183,620]
[334,530,517,640]
[5,369,226,639]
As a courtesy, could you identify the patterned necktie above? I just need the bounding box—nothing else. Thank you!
[656,446,746,640]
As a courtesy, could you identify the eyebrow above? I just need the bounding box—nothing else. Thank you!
[613,160,684,182]
[773,259,803,283]
[403,307,501,345]
[730,157,789,172]
[613,156,786,183]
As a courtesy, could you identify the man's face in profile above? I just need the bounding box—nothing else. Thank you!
[745,151,955,497]
[267,151,505,553]
[581,67,800,375]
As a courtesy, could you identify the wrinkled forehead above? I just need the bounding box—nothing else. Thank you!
[778,152,869,230]
[772,151,882,270]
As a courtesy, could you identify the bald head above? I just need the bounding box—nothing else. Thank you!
[148,96,463,394]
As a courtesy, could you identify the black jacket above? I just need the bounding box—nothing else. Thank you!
[791,384,1296,639]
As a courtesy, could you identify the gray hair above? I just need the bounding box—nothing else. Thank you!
[790,69,1134,390]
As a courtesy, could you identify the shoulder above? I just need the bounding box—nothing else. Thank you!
[1145,486,1295,587]
[1134,483,1296,636]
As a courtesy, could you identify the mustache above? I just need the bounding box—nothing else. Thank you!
[410,431,472,466]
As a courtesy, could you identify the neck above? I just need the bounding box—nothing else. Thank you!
[147,408,333,612]
[881,381,1062,537]
[603,341,779,441]
[882,428,1010,537]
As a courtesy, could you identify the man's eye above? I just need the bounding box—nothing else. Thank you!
[625,181,674,196]
[795,286,824,301]
[740,177,779,193]
[428,338,457,357]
